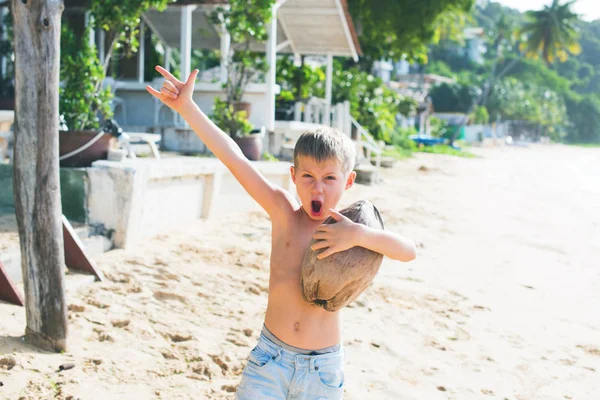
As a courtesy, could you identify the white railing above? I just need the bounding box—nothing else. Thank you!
[292,98,352,134]
[350,116,382,169]
[289,99,382,169]
[294,97,328,125]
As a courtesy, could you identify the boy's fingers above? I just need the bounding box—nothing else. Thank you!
[312,232,327,240]
[311,240,329,250]
[329,209,346,221]
[316,224,330,232]
[185,69,199,86]
[155,65,182,85]
[164,80,179,94]
[146,85,164,100]
[161,87,177,99]
[317,247,337,259]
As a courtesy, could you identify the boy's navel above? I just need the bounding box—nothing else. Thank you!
[294,321,300,331]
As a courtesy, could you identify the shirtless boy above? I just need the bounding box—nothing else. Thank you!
[147,66,416,400]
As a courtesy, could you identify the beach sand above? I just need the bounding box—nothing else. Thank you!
[1,144,599,399]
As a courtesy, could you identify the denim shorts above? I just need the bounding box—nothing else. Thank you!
[235,328,346,400]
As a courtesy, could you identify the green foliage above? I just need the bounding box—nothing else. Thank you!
[424,60,456,79]
[499,56,571,94]
[486,77,568,140]
[205,0,274,137]
[91,0,172,69]
[276,56,325,102]
[471,105,489,124]
[417,144,476,158]
[57,0,173,131]
[347,0,474,66]
[212,0,274,44]
[427,0,600,142]
[397,96,419,118]
[391,127,418,151]
[331,63,401,142]
[275,56,416,142]
[430,81,481,113]
[262,152,279,161]
[518,0,581,64]
[211,98,253,138]
[211,0,275,104]
[564,94,600,143]
[59,25,113,131]
[429,116,450,138]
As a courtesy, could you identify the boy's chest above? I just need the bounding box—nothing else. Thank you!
[269,225,314,280]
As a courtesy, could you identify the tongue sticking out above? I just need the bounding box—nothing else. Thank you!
[311,201,322,215]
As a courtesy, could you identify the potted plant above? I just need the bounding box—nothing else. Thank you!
[211,98,264,160]
[58,24,115,167]
[58,0,172,167]
[209,0,275,160]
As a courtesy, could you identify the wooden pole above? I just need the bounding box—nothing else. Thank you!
[11,0,68,352]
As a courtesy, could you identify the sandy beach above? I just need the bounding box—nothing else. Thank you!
[1,144,599,400]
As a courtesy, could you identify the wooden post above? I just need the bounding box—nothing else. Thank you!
[11,0,68,352]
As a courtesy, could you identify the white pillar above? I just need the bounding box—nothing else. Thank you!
[180,5,194,80]
[220,21,230,84]
[344,101,351,136]
[84,11,95,47]
[324,53,333,126]
[265,5,278,132]
[138,20,145,83]
[165,47,172,71]
[98,29,105,67]
[335,103,344,130]
[294,102,302,122]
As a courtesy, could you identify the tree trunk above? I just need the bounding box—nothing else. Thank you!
[11,0,67,352]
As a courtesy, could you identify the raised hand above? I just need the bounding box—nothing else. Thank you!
[146,66,198,113]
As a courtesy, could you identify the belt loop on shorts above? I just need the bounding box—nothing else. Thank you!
[309,357,317,373]
[272,348,283,363]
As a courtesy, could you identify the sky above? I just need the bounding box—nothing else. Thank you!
[495,0,600,21]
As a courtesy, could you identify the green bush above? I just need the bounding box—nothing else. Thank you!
[60,25,113,131]
[391,127,418,150]
[429,116,449,138]
[211,98,253,138]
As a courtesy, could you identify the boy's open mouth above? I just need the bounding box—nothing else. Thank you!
[311,200,323,216]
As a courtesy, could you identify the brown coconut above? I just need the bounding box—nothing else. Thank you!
[301,200,385,312]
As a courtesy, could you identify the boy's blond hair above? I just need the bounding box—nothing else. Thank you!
[293,127,356,173]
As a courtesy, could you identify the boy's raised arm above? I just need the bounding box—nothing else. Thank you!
[147,66,293,218]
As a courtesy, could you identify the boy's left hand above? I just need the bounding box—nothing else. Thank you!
[311,209,362,259]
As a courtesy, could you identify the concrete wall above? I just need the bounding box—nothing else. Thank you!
[1,157,295,251]
[211,162,296,217]
[86,157,294,249]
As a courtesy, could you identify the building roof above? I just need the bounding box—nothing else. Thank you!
[144,0,362,59]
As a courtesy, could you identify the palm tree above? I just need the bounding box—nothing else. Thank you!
[519,0,581,64]
[449,2,582,145]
